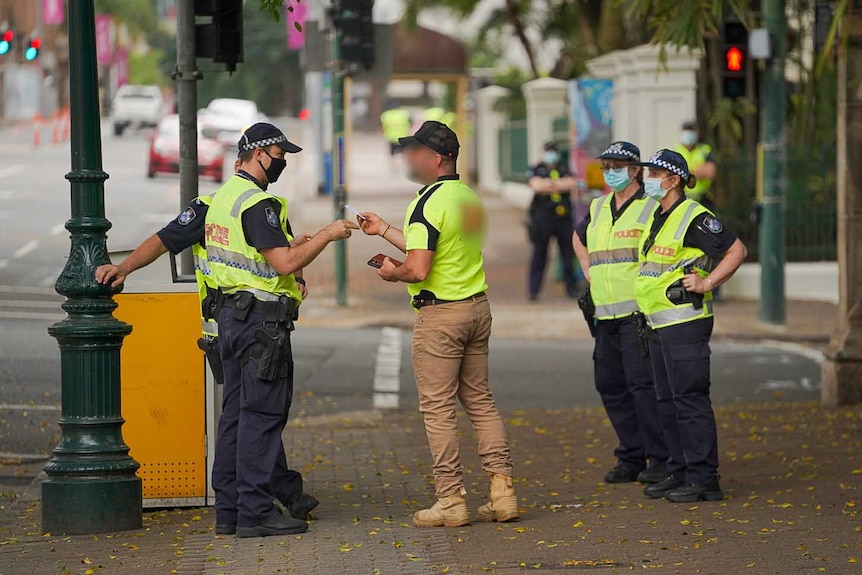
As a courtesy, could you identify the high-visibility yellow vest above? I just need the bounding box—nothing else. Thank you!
[634,199,715,329]
[586,193,658,320]
[422,107,445,123]
[193,194,219,337]
[380,109,411,143]
[674,144,713,201]
[204,175,301,305]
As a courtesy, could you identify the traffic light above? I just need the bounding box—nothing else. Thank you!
[195,0,243,72]
[24,35,41,61]
[721,20,747,99]
[0,27,13,56]
[334,0,374,71]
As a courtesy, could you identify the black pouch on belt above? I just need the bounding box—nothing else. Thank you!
[666,278,704,310]
[197,337,225,385]
[231,290,255,322]
[252,326,287,382]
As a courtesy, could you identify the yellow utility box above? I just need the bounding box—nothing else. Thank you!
[111,250,220,507]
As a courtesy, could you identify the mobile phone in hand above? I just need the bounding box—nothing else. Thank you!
[367,253,403,269]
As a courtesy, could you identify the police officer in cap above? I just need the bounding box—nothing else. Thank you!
[204,123,357,536]
[573,141,669,485]
[526,141,579,300]
[95,126,323,534]
[634,149,746,502]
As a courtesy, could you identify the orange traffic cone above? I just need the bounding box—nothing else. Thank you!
[32,114,41,147]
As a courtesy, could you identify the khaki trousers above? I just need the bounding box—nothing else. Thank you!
[411,295,513,497]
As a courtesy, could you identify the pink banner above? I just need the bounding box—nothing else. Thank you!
[287,2,307,51]
[42,0,64,25]
[95,15,113,65]
[114,48,129,89]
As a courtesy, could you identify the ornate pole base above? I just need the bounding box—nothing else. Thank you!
[44,278,142,534]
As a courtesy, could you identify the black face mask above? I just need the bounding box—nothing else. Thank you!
[258,150,287,184]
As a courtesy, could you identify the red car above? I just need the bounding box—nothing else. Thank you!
[147,114,225,182]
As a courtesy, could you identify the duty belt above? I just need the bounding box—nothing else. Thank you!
[221,290,299,325]
[412,291,486,309]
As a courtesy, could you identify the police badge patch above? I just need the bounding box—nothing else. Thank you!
[177,207,196,225]
[265,206,280,228]
[703,215,723,233]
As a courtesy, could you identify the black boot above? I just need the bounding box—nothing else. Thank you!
[637,464,668,484]
[643,474,684,499]
[666,479,724,503]
[284,491,320,520]
[604,464,643,484]
[237,514,309,538]
[215,523,236,535]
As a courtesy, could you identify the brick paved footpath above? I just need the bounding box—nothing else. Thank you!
[0,401,859,575]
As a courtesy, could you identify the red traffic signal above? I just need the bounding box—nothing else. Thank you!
[24,36,40,60]
[726,46,744,72]
[0,28,13,56]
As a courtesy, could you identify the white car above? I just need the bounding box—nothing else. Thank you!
[199,98,267,147]
[111,84,165,136]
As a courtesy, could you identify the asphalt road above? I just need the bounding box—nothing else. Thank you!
[0,124,823,500]
[0,320,822,456]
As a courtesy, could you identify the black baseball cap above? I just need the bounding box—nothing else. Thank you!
[597,141,640,162]
[399,121,459,159]
[238,122,302,154]
[682,120,698,131]
[637,149,691,181]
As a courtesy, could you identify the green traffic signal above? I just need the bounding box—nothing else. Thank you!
[24,36,40,60]
[0,29,13,55]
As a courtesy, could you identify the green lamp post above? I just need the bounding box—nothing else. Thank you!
[42,0,142,535]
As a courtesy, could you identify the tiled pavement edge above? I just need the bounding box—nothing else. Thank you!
[0,402,859,575]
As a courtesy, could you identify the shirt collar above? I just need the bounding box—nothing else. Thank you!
[236,169,266,191]
[417,174,460,196]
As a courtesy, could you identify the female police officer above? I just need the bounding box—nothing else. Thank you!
[634,149,746,503]
[573,141,669,485]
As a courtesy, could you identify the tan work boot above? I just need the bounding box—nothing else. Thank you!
[477,473,520,522]
[412,489,470,528]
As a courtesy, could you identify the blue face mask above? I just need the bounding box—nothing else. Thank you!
[544,151,560,165]
[603,168,631,192]
[643,177,671,200]
[680,130,698,147]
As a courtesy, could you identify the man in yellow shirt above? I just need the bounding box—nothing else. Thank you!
[358,121,520,529]
[674,120,717,205]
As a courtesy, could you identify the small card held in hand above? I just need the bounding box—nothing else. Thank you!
[367,253,403,269]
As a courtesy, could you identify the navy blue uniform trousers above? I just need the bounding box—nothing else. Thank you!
[528,207,578,297]
[594,316,667,470]
[648,317,719,485]
[212,307,301,527]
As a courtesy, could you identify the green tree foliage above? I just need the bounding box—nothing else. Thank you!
[94,0,171,86]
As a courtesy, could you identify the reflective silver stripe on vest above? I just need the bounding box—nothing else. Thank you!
[202,320,218,336]
[638,255,714,278]
[638,198,658,224]
[222,287,286,302]
[206,246,279,279]
[595,300,639,318]
[589,247,639,266]
[230,188,265,218]
[646,301,713,328]
[589,194,611,228]
[194,254,211,276]
[674,202,700,240]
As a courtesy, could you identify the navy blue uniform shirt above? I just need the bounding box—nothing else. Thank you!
[156,182,293,254]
